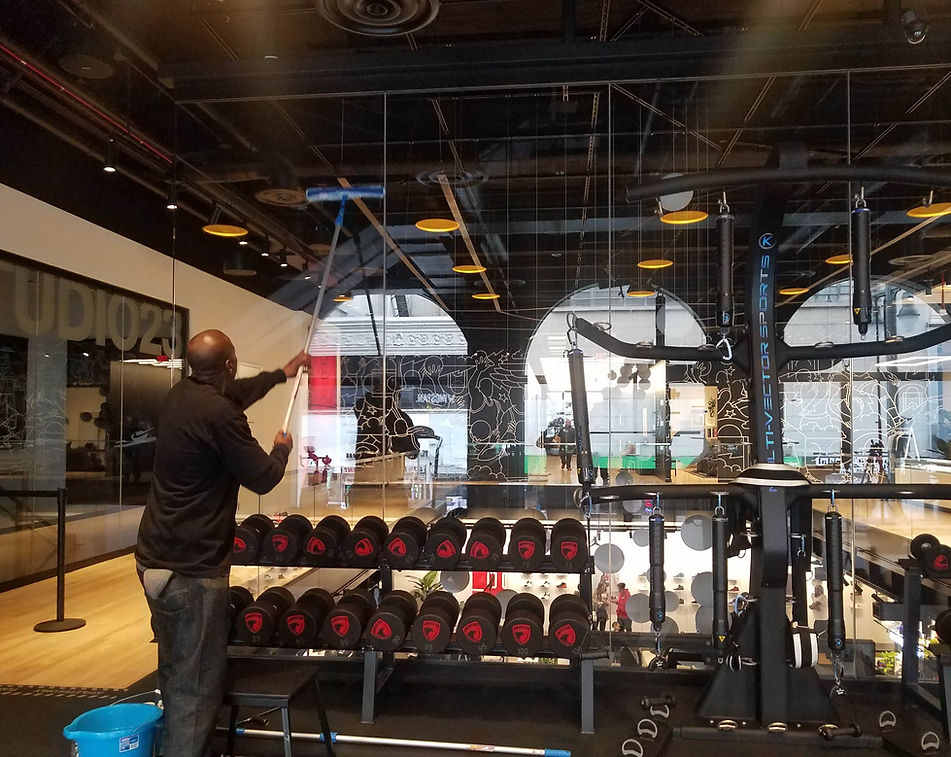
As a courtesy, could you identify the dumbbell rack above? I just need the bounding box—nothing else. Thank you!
[232,525,597,733]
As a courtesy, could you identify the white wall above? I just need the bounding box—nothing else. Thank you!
[0,182,311,509]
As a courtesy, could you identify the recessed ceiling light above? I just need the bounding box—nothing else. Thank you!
[472,292,500,300]
[452,264,486,274]
[779,287,810,296]
[825,254,852,265]
[907,201,951,218]
[637,259,674,270]
[659,209,708,225]
[238,239,249,246]
[415,218,459,233]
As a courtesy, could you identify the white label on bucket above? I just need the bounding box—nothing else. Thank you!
[118,734,139,751]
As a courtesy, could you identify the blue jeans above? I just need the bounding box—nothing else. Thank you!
[143,572,229,757]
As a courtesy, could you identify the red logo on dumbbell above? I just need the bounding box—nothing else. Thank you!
[286,614,306,636]
[561,541,578,560]
[518,540,535,559]
[422,619,441,641]
[233,537,246,553]
[463,621,483,643]
[555,624,576,646]
[436,540,456,558]
[388,538,406,557]
[307,537,326,555]
[371,619,392,639]
[512,623,532,645]
[331,616,350,637]
[935,554,949,571]
[354,538,373,556]
[272,534,288,553]
[244,612,263,634]
[471,541,489,559]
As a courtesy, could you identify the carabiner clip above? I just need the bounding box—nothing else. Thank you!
[715,335,733,363]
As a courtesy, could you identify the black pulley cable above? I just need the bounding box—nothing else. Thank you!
[824,490,846,657]
[648,494,666,662]
[716,194,734,334]
[712,491,730,656]
[566,315,595,492]
[851,189,872,336]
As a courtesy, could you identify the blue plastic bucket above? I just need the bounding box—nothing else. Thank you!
[64,703,163,756]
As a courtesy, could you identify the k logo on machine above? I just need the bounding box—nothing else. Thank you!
[422,619,441,641]
[307,537,325,554]
[436,540,456,558]
[470,541,489,560]
[462,621,483,642]
[233,537,246,553]
[370,619,392,639]
[286,614,306,636]
[354,538,373,556]
[518,540,535,559]
[244,612,263,634]
[560,541,578,561]
[388,538,406,556]
[272,534,288,553]
[511,623,532,645]
[554,624,576,646]
[758,232,776,249]
[331,616,350,637]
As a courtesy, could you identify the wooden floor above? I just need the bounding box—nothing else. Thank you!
[0,553,155,689]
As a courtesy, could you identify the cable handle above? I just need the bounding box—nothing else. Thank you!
[648,509,666,631]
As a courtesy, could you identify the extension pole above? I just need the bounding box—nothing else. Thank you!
[230,727,571,756]
[281,185,385,433]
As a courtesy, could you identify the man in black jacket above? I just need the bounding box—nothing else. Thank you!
[135,329,308,757]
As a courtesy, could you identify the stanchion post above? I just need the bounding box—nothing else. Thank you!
[34,487,86,633]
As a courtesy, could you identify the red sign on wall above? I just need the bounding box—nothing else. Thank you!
[308,356,338,411]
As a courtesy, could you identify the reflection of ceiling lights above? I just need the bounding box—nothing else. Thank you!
[333,292,353,302]
[659,209,708,225]
[637,259,673,270]
[779,287,810,296]
[122,358,184,369]
[415,218,459,233]
[875,355,951,369]
[907,201,951,218]
[626,288,654,297]
[472,292,500,300]
[452,264,486,274]
[825,254,852,265]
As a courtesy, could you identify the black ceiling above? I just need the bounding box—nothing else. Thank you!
[2,0,951,338]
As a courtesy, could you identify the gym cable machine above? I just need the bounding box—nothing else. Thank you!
[565,151,951,748]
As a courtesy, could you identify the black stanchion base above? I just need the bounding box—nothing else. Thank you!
[34,618,86,633]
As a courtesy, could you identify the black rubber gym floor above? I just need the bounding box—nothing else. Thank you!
[6,661,947,756]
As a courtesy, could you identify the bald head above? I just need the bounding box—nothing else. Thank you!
[187,329,237,383]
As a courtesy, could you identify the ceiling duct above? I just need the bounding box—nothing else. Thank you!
[416,167,486,188]
[317,0,440,36]
[254,152,306,206]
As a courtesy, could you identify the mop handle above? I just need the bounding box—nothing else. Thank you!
[280,201,348,434]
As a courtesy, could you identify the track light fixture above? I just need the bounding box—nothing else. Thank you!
[165,182,178,211]
[277,249,288,268]
[103,138,116,173]
[902,8,928,45]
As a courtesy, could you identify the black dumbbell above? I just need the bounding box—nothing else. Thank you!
[465,517,506,569]
[303,515,351,566]
[935,609,951,645]
[233,513,274,563]
[383,516,428,569]
[264,514,312,564]
[367,590,418,652]
[548,594,591,659]
[278,588,334,648]
[550,518,588,571]
[508,517,547,571]
[228,586,254,639]
[457,592,502,656]
[341,516,389,566]
[501,592,545,658]
[411,591,460,654]
[911,533,940,561]
[423,517,467,569]
[923,542,951,579]
[235,586,294,645]
[321,588,376,649]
